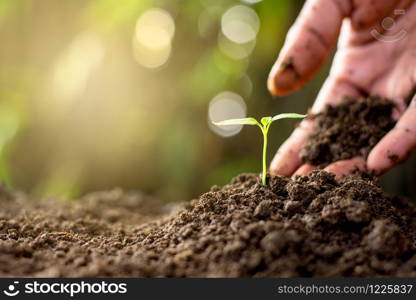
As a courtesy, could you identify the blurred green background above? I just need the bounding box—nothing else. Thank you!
[0,0,414,202]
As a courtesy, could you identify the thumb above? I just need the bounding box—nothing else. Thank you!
[367,95,416,174]
[268,0,351,95]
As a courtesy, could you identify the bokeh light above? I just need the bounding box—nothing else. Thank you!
[221,5,260,44]
[208,91,247,137]
[218,33,256,60]
[240,75,253,97]
[132,8,175,68]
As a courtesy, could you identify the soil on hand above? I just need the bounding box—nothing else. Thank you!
[301,96,396,166]
[0,171,415,277]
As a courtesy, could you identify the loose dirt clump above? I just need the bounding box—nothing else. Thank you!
[0,171,415,277]
[300,96,396,166]
[0,187,173,277]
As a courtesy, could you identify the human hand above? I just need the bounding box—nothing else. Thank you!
[268,0,416,178]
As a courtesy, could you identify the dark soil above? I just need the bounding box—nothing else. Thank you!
[0,96,414,277]
[0,187,175,276]
[300,96,396,166]
[1,171,415,277]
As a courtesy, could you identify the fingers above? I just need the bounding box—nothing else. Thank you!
[292,157,366,179]
[348,0,414,45]
[367,96,416,174]
[268,0,351,95]
[278,73,363,177]
[350,0,398,30]
[269,119,314,176]
[324,157,367,179]
[371,43,416,119]
[311,76,362,113]
[293,164,316,177]
[271,68,362,177]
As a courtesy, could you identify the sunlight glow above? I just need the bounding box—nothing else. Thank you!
[52,32,104,102]
[133,8,175,69]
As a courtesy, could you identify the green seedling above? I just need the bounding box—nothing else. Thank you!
[213,113,306,185]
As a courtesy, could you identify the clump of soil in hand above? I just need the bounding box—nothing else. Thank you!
[301,96,396,166]
[1,172,415,277]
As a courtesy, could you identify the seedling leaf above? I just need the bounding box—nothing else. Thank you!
[261,116,272,126]
[272,113,307,122]
[213,118,259,126]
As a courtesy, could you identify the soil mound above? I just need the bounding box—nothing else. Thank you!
[301,96,396,166]
[128,171,416,277]
[1,172,415,277]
